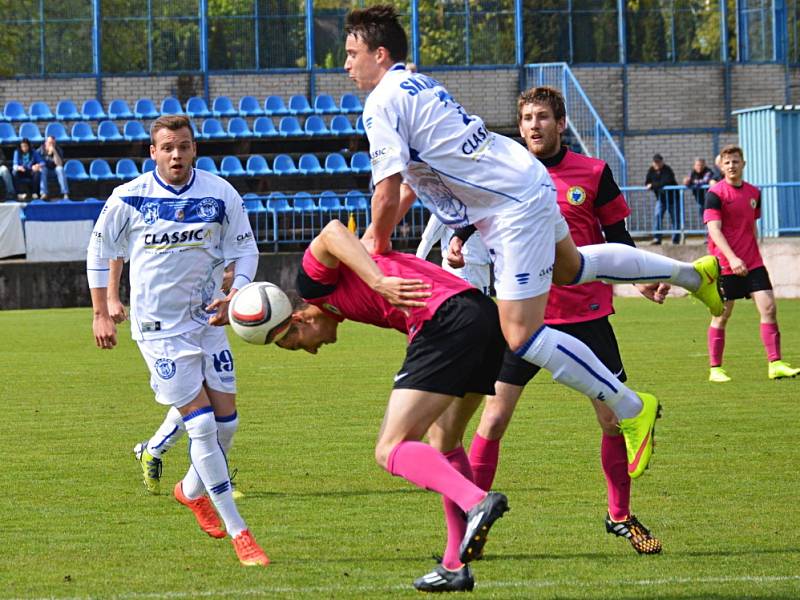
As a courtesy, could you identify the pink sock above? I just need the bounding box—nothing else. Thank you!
[387,441,486,512]
[760,323,781,362]
[468,433,500,491]
[441,447,473,570]
[708,326,726,367]
[601,434,630,522]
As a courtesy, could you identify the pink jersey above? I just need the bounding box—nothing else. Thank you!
[300,248,474,341]
[704,180,763,274]
[543,149,631,324]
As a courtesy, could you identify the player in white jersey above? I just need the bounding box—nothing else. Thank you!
[87,115,268,567]
[344,9,724,587]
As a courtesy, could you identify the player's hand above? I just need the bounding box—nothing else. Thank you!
[361,231,391,255]
[447,236,465,269]
[92,314,117,349]
[729,256,748,277]
[107,298,128,324]
[635,282,670,304]
[372,276,431,310]
[207,291,233,326]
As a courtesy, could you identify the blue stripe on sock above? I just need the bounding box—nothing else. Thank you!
[152,425,179,450]
[183,406,214,422]
[210,480,230,495]
[596,272,672,281]
[568,253,586,285]
[215,411,238,423]
[514,325,546,358]
[555,344,619,395]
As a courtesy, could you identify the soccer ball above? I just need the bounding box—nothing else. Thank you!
[228,282,293,345]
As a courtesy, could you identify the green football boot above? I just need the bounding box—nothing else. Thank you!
[133,440,162,495]
[618,393,660,479]
[768,360,800,380]
[691,255,724,317]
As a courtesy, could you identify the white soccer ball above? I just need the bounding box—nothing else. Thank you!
[228,281,293,345]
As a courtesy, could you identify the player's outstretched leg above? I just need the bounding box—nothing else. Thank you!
[413,561,475,593]
[133,406,185,494]
[133,441,163,495]
[174,479,226,539]
[617,393,661,479]
[459,491,509,564]
[605,514,662,554]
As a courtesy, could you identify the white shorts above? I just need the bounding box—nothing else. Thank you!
[136,326,236,408]
[475,184,569,300]
[443,261,492,296]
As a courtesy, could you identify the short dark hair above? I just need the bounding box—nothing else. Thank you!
[653,153,664,162]
[517,86,566,124]
[150,115,194,145]
[720,144,744,160]
[20,138,30,146]
[345,5,408,63]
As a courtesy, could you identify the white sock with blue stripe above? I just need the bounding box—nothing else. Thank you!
[179,411,238,499]
[516,325,643,419]
[184,407,246,537]
[574,244,701,290]
[146,406,185,459]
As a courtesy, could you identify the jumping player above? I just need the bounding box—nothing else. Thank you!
[704,145,800,382]
[87,115,268,566]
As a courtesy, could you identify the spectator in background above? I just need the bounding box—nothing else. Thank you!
[709,153,723,185]
[683,157,713,222]
[38,135,69,200]
[12,138,46,200]
[0,148,15,200]
[645,153,679,245]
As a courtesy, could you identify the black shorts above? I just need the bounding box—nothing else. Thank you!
[497,316,626,387]
[720,266,772,301]
[394,291,505,397]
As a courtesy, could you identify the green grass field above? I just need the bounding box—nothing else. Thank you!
[2,298,799,599]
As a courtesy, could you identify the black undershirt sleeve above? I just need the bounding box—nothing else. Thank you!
[295,265,337,300]
[452,224,477,243]
[601,219,635,247]
[704,191,722,211]
[595,164,623,208]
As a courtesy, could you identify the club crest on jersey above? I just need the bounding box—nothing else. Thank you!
[197,197,220,222]
[141,201,160,225]
[154,358,176,380]
[567,186,587,206]
[175,208,185,221]
[750,198,757,209]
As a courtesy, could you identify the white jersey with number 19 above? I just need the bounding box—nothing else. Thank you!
[364,64,550,228]
[88,168,258,341]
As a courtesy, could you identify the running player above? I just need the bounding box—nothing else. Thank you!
[274,218,509,588]
[704,145,800,382]
[344,5,722,483]
[87,115,268,566]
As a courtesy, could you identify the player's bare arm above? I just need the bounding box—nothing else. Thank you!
[107,258,128,324]
[368,173,403,253]
[707,220,747,275]
[90,286,117,349]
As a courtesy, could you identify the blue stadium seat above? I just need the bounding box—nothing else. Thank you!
[245,155,271,176]
[227,117,253,139]
[56,100,82,121]
[272,154,299,176]
[253,117,277,138]
[298,153,324,175]
[355,115,365,135]
[97,120,123,142]
[160,97,184,115]
[292,191,316,211]
[89,159,116,181]
[219,156,246,177]
[185,96,212,118]
[345,190,369,210]
[141,158,156,173]
[64,159,89,180]
[123,121,149,142]
[19,123,43,144]
[330,115,355,136]
[324,153,349,174]
[195,156,219,175]
[288,95,313,116]
[318,190,343,211]
[340,93,364,114]
[350,151,371,174]
[4,101,29,121]
[200,118,226,140]
[115,158,140,180]
[212,96,238,118]
[314,94,338,114]
[71,122,97,142]
[264,95,289,116]
[266,192,291,212]
[82,99,107,120]
[107,99,134,120]
[242,193,266,212]
[304,115,330,136]
[0,123,20,143]
[134,98,159,119]
[29,101,55,121]
[278,117,303,137]
[44,122,69,143]
[238,96,264,117]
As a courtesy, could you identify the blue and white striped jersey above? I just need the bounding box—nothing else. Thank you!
[88,168,258,341]
[364,64,550,227]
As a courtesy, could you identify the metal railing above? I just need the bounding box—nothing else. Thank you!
[522,63,627,187]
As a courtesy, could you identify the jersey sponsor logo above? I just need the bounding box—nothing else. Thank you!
[143,228,209,247]
[370,146,398,166]
[141,201,160,225]
[236,232,253,242]
[566,185,587,206]
[197,197,220,222]
[154,358,176,380]
[461,125,491,157]
[393,371,409,382]
[538,264,554,278]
